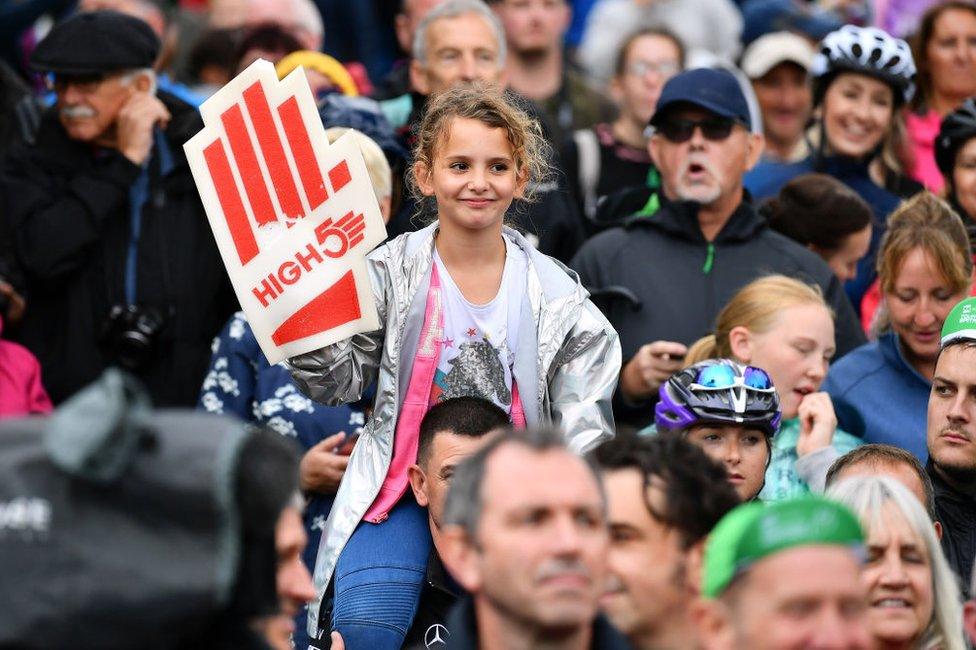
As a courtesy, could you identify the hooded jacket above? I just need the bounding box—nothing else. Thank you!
[287,223,621,636]
[571,189,865,427]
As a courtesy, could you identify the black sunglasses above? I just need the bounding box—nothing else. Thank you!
[656,117,739,143]
[47,73,110,94]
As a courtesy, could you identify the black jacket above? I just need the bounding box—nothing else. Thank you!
[402,551,461,650]
[443,598,631,649]
[570,189,866,427]
[928,461,976,599]
[0,91,236,405]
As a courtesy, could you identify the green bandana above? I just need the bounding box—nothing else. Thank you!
[702,496,864,598]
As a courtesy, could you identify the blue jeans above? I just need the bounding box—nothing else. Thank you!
[330,493,431,648]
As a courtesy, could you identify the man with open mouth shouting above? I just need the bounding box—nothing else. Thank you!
[571,67,864,430]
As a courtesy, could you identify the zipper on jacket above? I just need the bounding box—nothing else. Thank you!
[702,242,715,274]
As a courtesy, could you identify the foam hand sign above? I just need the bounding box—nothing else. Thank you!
[185,59,386,364]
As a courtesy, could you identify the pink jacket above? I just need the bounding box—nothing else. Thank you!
[907,110,946,194]
[0,315,53,418]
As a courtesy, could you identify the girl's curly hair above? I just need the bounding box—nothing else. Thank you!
[408,82,552,218]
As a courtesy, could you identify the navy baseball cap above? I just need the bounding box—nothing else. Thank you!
[650,68,752,130]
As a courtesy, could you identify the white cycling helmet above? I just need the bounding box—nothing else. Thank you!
[811,24,916,105]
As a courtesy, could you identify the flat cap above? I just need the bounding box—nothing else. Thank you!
[31,10,160,75]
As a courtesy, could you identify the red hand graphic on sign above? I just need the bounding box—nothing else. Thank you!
[184,59,387,363]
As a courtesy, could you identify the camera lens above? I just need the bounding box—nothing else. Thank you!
[116,331,152,369]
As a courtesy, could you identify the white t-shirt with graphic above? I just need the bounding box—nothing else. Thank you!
[429,234,527,414]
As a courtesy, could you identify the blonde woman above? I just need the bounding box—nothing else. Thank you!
[683,274,861,500]
[828,476,966,650]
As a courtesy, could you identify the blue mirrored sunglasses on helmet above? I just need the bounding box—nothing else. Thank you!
[690,364,775,392]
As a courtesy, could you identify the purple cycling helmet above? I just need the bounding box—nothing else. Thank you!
[655,359,782,436]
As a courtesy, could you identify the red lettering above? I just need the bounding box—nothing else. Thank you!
[295,243,323,272]
[252,277,277,307]
[278,260,301,285]
[269,273,284,294]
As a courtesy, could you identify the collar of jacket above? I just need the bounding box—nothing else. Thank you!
[396,222,588,305]
[813,153,872,179]
[444,597,632,649]
[813,154,923,199]
[879,331,932,388]
[621,189,765,244]
[378,222,591,425]
[425,549,460,598]
[926,458,976,504]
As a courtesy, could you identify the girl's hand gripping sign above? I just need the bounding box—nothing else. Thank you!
[185,59,387,364]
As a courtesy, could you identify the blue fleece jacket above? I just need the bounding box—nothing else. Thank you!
[822,331,930,460]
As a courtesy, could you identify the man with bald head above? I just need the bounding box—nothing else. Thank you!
[489,0,615,144]
[209,0,323,51]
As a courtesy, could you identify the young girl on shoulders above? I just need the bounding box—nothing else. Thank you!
[288,82,621,648]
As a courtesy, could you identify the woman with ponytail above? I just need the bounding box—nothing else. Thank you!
[683,275,861,500]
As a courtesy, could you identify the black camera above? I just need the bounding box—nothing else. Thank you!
[99,304,166,370]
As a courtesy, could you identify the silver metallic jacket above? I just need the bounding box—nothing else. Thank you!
[287,223,621,635]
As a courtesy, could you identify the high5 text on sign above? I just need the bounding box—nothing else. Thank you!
[185,59,386,364]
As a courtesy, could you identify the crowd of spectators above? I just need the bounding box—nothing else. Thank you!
[2,0,976,649]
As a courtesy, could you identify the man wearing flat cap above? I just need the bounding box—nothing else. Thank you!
[570,67,865,428]
[0,10,236,406]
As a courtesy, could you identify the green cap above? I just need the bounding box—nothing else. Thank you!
[702,497,864,598]
[941,297,976,348]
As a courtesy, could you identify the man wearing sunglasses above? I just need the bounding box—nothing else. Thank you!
[0,10,236,406]
[570,67,864,429]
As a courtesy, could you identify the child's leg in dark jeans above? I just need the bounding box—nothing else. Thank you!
[331,493,431,648]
